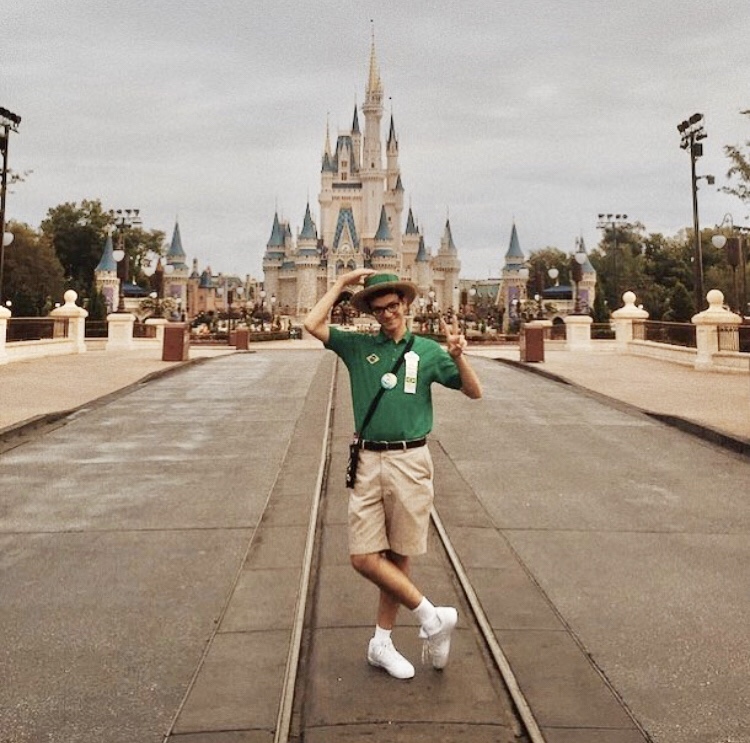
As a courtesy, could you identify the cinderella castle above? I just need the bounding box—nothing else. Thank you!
[261,40,461,317]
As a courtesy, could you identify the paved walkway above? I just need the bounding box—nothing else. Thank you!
[2,340,749,743]
[2,340,748,448]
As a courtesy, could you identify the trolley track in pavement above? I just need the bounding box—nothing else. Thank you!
[277,360,540,743]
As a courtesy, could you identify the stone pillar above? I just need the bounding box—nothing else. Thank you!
[106,312,136,350]
[50,290,88,354]
[0,305,10,365]
[563,314,593,351]
[145,317,168,346]
[612,291,649,351]
[692,289,742,371]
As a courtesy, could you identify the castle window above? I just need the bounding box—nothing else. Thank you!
[341,160,348,169]
[342,173,347,181]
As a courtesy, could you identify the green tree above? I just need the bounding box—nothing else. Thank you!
[723,109,750,209]
[41,199,112,297]
[591,221,648,313]
[2,221,66,316]
[526,246,569,290]
[87,287,108,322]
[40,200,166,300]
[667,281,694,322]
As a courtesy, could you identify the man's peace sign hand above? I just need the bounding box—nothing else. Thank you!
[440,316,467,359]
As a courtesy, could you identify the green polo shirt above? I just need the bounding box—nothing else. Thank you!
[326,328,462,441]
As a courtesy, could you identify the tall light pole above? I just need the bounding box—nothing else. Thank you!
[0,106,21,305]
[596,213,631,302]
[677,113,708,311]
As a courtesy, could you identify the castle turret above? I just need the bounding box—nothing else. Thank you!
[414,234,431,298]
[295,203,320,314]
[384,114,404,254]
[165,221,189,310]
[262,212,285,299]
[370,205,398,273]
[498,222,528,330]
[432,218,461,310]
[401,206,420,278]
[320,120,335,239]
[351,104,361,172]
[94,231,120,312]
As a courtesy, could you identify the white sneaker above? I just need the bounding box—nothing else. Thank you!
[367,637,415,679]
[419,606,458,669]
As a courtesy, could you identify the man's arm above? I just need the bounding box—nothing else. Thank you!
[440,317,483,399]
[303,268,375,344]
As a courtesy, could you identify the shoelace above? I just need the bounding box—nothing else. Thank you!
[421,638,431,665]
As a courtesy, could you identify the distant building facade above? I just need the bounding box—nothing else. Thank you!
[261,41,461,318]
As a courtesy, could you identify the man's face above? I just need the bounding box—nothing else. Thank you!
[369,292,406,334]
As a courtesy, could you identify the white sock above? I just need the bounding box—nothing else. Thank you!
[374,625,392,643]
[412,597,439,633]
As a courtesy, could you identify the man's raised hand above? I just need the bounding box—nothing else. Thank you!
[440,316,467,359]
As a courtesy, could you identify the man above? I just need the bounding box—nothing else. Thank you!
[304,269,482,679]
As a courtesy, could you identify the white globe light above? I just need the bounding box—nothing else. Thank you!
[3,232,14,247]
[711,234,727,249]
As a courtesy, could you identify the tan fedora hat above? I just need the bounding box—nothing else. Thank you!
[350,272,418,314]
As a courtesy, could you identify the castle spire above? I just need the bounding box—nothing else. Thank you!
[366,28,383,104]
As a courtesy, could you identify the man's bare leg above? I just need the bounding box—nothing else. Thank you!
[376,551,410,630]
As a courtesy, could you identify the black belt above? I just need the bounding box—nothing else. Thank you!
[359,437,427,452]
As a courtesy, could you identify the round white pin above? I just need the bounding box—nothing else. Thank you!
[381,372,398,390]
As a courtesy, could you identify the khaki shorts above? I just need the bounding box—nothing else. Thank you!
[348,445,435,556]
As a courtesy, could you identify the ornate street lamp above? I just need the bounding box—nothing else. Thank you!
[712,213,748,315]
[110,209,142,312]
[570,250,587,314]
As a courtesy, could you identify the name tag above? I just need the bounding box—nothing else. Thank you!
[404,351,419,394]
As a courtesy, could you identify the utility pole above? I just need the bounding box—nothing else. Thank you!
[677,113,708,311]
[0,106,22,304]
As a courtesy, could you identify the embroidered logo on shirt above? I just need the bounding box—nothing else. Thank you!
[366,354,380,365]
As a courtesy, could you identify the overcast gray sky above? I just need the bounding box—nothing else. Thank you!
[4,0,750,280]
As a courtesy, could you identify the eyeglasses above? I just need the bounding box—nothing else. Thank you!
[370,301,402,317]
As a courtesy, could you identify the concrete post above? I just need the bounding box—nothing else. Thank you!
[0,304,10,365]
[611,291,649,351]
[692,289,742,371]
[563,313,593,351]
[145,317,168,346]
[106,312,136,351]
[50,290,88,354]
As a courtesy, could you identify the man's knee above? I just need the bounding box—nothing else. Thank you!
[350,552,378,576]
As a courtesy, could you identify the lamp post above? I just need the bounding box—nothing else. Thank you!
[570,250,587,314]
[677,113,708,310]
[258,289,266,331]
[712,213,748,315]
[110,208,142,312]
[596,213,631,301]
[0,106,21,305]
